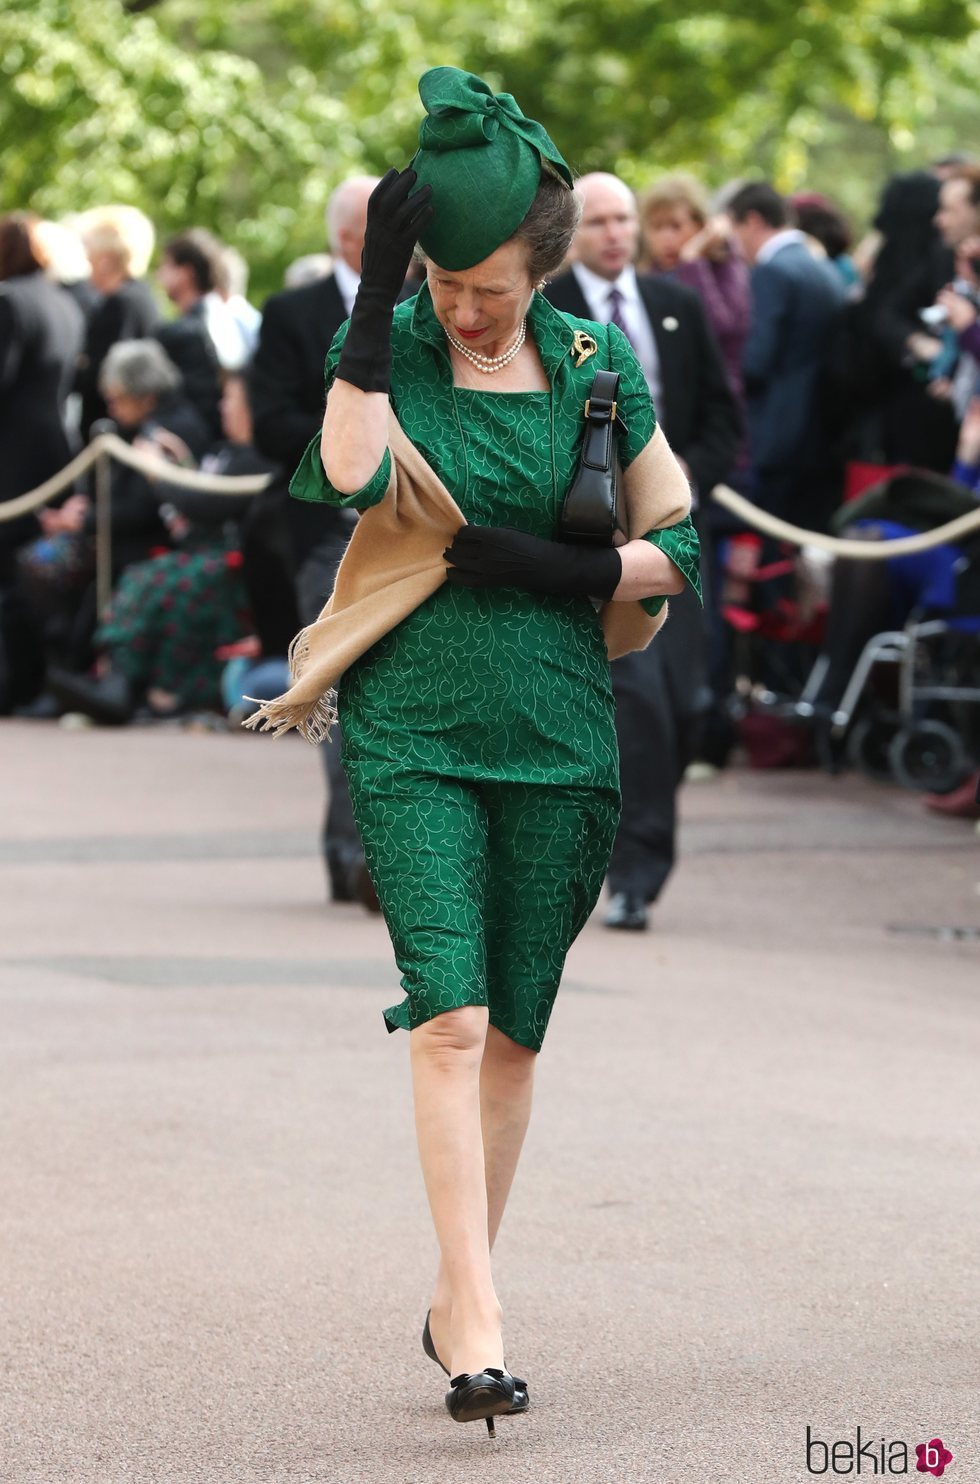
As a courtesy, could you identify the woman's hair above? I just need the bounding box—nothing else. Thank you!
[638,173,709,229]
[79,205,156,278]
[98,339,181,399]
[161,227,223,294]
[791,195,853,260]
[0,211,48,280]
[949,162,980,210]
[510,168,582,281]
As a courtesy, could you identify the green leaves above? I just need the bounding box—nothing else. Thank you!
[2,0,976,301]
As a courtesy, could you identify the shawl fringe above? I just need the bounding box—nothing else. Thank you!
[240,625,339,744]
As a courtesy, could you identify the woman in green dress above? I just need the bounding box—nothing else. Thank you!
[285,69,700,1434]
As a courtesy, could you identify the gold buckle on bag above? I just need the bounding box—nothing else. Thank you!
[584,399,617,421]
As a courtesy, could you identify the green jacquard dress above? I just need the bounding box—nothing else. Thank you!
[290,285,700,1051]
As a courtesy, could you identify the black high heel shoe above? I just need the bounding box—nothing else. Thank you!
[422,1310,529,1415]
[446,1368,517,1437]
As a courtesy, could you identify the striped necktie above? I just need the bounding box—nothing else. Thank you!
[606,286,635,347]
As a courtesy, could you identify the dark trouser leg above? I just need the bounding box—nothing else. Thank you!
[296,533,365,900]
[319,729,364,898]
[693,509,736,766]
[607,587,705,904]
[814,554,896,712]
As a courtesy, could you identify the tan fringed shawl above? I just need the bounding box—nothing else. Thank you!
[243,412,691,743]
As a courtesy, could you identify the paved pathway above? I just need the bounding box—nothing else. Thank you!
[1,719,978,1483]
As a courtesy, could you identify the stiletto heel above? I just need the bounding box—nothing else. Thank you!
[422,1310,530,1414]
[445,1368,516,1435]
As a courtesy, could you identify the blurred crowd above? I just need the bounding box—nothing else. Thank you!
[1,157,979,830]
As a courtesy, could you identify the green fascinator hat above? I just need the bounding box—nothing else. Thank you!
[409,66,573,271]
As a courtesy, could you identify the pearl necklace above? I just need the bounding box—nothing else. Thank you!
[445,319,526,373]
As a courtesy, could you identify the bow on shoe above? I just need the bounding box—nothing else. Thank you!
[450,1367,528,1390]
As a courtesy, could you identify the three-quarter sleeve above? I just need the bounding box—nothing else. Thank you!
[287,321,391,509]
[641,514,702,605]
[606,325,701,610]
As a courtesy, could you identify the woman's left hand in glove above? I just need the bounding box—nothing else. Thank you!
[444,524,622,602]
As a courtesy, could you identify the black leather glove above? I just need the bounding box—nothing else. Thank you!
[335,168,433,395]
[444,525,623,602]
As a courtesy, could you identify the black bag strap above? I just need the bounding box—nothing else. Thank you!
[581,368,622,473]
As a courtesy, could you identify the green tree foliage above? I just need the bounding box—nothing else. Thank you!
[2,0,978,299]
[0,0,362,291]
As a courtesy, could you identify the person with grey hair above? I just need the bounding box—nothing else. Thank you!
[83,339,212,580]
[48,370,271,726]
[99,337,180,402]
[13,338,214,700]
[249,175,388,911]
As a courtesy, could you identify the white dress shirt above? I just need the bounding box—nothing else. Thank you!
[754,228,806,267]
[571,261,662,406]
[332,257,361,316]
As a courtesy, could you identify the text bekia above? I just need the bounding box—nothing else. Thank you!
[806,1427,954,1476]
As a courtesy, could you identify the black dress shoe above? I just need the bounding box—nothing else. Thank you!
[603,891,649,931]
[328,873,356,903]
[422,1310,529,1415]
[12,691,63,720]
[46,667,135,726]
[445,1368,518,1438]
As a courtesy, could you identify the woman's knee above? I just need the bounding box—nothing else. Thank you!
[482,1024,538,1080]
[411,1004,489,1062]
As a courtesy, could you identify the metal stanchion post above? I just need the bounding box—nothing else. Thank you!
[94,441,113,615]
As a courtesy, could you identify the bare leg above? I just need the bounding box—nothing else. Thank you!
[410,1005,504,1377]
[428,1024,537,1369]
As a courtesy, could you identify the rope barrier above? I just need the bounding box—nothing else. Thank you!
[3,438,979,561]
[709,484,980,559]
[0,432,272,522]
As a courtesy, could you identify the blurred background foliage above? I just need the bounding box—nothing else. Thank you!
[2,0,978,299]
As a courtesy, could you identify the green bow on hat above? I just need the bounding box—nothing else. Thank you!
[410,66,572,272]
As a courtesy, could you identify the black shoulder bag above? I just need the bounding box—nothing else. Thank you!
[558,367,627,546]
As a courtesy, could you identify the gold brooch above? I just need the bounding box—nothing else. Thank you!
[570,330,597,368]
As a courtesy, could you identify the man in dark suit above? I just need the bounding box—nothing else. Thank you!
[545,172,739,930]
[728,181,846,531]
[155,228,225,439]
[250,176,380,908]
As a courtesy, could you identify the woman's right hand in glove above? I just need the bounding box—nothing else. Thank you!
[336,168,434,395]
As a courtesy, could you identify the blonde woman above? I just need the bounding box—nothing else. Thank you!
[76,206,159,436]
[639,173,749,413]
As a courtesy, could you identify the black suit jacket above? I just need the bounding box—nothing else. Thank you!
[250,273,350,479]
[742,241,845,471]
[77,277,160,439]
[0,271,84,553]
[155,299,223,439]
[543,270,739,498]
[249,274,352,560]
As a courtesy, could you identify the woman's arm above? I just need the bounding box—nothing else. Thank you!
[612,538,686,600]
[320,381,389,494]
[319,169,432,495]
